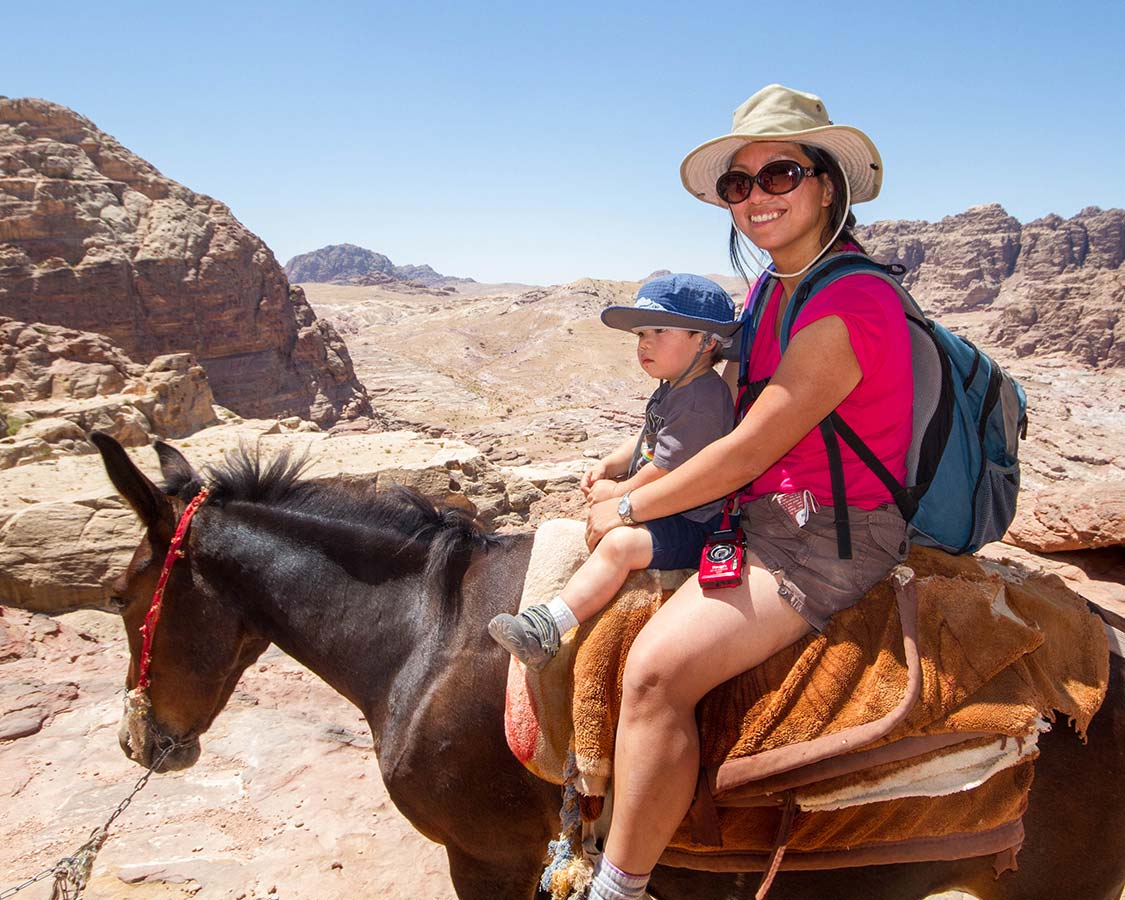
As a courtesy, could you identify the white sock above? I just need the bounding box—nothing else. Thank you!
[547,596,579,634]
[587,855,650,900]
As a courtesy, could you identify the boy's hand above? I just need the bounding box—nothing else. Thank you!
[585,479,619,505]
[580,461,609,497]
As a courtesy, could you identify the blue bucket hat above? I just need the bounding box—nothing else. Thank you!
[600,273,738,338]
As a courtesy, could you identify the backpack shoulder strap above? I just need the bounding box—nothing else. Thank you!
[774,253,909,559]
[735,270,779,421]
[777,253,903,352]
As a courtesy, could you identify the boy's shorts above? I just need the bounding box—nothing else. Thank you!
[644,511,725,571]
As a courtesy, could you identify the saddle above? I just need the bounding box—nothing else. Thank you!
[503,521,1109,896]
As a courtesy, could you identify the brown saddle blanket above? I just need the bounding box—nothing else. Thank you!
[536,546,1109,873]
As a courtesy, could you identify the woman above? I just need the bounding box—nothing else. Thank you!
[581,84,912,900]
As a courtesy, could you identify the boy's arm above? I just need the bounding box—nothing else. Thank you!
[586,461,668,503]
[600,434,638,479]
[581,433,637,495]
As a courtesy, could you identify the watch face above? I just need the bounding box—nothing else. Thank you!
[618,496,630,516]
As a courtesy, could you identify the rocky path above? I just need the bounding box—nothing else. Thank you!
[1,608,456,900]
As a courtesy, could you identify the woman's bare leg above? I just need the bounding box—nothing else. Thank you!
[603,551,812,873]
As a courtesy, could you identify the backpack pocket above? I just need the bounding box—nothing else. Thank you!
[968,458,1020,550]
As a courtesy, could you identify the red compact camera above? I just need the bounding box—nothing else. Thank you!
[698,529,745,589]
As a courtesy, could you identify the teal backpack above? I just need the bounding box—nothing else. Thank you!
[736,253,1028,557]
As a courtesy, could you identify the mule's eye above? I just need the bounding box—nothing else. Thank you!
[108,595,130,612]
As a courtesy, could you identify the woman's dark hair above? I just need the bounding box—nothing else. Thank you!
[726,143,867,284]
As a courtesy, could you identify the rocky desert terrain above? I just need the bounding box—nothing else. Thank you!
[1,97,1122,900]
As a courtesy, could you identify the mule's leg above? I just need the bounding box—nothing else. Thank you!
[445,845,547,900]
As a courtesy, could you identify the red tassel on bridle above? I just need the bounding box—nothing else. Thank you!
[135,488,210,691]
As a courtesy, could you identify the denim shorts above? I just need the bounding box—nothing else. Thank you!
[742,493,909,632]
[644,511,726,571]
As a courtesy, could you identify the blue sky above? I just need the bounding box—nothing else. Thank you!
[6,0,1124,284]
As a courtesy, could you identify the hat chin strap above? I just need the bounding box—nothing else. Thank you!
[667,333,713,391]
[733,169,852,281]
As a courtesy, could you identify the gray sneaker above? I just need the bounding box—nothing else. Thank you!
[488,604,561,670]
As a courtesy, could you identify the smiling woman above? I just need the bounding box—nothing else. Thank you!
[579,84,915,900]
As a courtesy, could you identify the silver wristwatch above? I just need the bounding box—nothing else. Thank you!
[617,491,636,526]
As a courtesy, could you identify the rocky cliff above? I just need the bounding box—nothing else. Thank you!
[0,98,372,424]
[856,205,1123,366]
[285,243,471,288]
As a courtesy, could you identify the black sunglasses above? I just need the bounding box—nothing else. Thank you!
[715,160,823,205]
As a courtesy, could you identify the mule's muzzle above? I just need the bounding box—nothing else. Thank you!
[117,716,201,770]
[117,693,202,771]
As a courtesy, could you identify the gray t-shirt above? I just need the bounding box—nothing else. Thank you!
[629,369,735,522]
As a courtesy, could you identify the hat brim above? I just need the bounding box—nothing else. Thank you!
[680,124,883,207]
[601,306,740,337]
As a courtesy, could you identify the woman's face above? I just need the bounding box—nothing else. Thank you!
[725,141,833,262]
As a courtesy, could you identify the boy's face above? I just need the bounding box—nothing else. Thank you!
[634,328,709,382]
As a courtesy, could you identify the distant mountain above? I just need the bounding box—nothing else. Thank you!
[285,244,474,288]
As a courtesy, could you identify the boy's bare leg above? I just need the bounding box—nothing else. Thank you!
[561,525,654,623]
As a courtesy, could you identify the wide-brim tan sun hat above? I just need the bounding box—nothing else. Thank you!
[680,84,883,208]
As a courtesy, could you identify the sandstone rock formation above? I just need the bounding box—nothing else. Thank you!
[0,316,219,468]
[0,98,372,424]
[857,205,1123,365]
[285,242,471,288]
[1005,482,1125,553]
[0,421,543,612]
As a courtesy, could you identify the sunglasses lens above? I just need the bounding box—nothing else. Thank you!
[716,171,751,204]
[757,161,802,195]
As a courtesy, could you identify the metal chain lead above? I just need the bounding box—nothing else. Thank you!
[0,743,174,900]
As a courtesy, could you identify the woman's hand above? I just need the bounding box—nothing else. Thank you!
[585,478,620,505]
[585,497,624,551]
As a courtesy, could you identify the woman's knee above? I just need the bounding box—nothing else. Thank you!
[620,631,698,715]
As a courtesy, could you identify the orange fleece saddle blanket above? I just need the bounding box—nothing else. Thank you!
[503,520,1110,881]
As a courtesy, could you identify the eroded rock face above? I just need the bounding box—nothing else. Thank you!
[0,316,219,466]
[0,98,371,424]
[857,204,1022,310]
[857,205,1124,365]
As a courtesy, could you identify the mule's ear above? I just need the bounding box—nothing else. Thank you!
[89,431,173,531]
[154,440,200,488]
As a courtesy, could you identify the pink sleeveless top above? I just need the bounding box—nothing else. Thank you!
[745,272,913,509]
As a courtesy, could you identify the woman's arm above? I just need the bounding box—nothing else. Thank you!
[586,315,861,547]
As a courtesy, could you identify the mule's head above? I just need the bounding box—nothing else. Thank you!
[91,432,270,772]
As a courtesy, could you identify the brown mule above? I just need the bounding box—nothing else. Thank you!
[92,432,1125,900]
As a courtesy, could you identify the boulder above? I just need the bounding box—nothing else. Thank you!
[0,497,141,611]
[1006,482,1125,553]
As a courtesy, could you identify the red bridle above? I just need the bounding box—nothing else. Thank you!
[135,488,210,691]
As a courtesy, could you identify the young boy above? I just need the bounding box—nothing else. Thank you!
[488,273,738,669]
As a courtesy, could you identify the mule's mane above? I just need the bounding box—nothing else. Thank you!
[163,446,499,605]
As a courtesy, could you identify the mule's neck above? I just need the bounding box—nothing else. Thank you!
[195,509,440,711]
